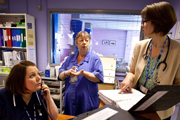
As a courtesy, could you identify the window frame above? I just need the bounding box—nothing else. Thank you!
[47,9,141,66]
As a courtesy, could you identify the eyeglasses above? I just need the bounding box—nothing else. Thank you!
[142,20,149,25]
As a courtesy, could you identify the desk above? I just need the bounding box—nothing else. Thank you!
[57,114,74,120]
[56,100,106,120]
[99,101,161,120]
[57,101,161,120]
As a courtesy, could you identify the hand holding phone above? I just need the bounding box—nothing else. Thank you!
[40,81,44,97]
[39,80,54,120]
[39,81,51,101]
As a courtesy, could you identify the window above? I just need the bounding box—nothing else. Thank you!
[48,10,142,66]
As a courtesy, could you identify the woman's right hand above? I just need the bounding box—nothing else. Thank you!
[118,72,134,94]
[69,66,77,77]
[118,79,132,94]
[63,66,76,78]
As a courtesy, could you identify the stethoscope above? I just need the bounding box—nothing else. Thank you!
[142,36,170,71]
[13,92,43,117]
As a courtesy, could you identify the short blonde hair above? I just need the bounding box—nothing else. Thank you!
[75,31,91,43]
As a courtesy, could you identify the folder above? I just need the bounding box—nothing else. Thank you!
[3,50,13,66]
[129,85,180,113]
[21,29,26,47]
[2,29,7,47]
[12,50,20,60]
[0,29,4,46]
[19,51,26,60]
[11,29,16,47]
[6,29,12,47]
[16,29,21,47]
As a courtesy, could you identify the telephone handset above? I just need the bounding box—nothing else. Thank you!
[39,81,44,97]
[39,80,54,120]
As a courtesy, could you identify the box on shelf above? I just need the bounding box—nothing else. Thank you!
[0,66,12,73]
[0,23,3,27]
[45,63,55,77]
[45,68,55,77]
[16,22,25,27]
[3,67,11,73]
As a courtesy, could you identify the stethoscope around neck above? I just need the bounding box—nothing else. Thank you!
[142,36,170,71]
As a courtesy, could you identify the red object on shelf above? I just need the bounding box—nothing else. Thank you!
[6,29,12,47]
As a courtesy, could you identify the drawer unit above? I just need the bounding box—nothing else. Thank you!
[0,73,8,89]
[103,70,116,77]
[100,56,116,84]
[41,76,65,114]
[104,77,115,83]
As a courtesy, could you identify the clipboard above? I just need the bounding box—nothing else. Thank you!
[129,85,180,112]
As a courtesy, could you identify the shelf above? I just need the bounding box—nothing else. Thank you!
[115,72,126,76]
[0,14,26,17]
[0,72,9,75]
[0,27,25,29]
[116,68,127,72]
[0,46,26,51]
[51,94,60,101]
[0,13,37,65]
[41,76,58,81]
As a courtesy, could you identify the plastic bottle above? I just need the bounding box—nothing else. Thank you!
[45,63,51,77]
[69,67,78,84]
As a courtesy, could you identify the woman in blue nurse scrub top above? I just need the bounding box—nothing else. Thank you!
[0,60,58,120]
[58,31,104,116]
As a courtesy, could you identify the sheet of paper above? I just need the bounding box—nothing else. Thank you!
[27,29,35,47]
[116,97,144,111]
[28,47,36,63]
[82,107,118,120]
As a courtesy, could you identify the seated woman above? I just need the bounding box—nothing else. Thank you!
[0,60,58,120]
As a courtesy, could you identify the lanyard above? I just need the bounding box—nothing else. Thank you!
[24,104,36,120]
[144,37,168,86]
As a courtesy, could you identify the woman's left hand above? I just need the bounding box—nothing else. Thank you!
[41,81,51,101]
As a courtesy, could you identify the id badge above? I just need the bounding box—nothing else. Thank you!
[140,85,148,94]
[37,109,42,116]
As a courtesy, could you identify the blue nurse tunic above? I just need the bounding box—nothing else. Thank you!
[0,88,48,120]
[59,52,104,116]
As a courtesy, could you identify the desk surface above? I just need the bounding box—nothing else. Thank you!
[57,114,74,120]
[57,101,161,120]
